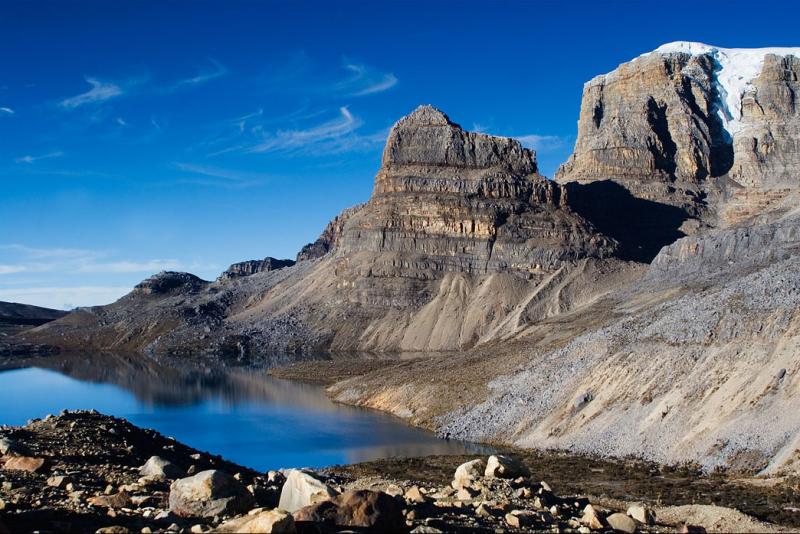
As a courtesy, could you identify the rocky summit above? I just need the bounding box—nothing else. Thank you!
[14,43,800,476]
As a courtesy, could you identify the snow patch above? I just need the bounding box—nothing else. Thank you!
[652,41,800,136]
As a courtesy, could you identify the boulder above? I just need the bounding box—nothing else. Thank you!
[88,491,132,509]
[140,456,185,480]
[456,487,478,500]
[169,470,254,518]
[581,504,605,530]
[484,454,526,479]
[218,509,296,533]
[2,455,46,473]
[0,438,20,455]
[47,475,71,489]
[606,512,638,533]
[451,459,485,489]
[404,485,428,504]
[627,504,655,525]
[278,469,338,513]
[293,490,404,532]
[505,511,536,528]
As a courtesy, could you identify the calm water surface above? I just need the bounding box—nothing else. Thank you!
[0,354,488,471]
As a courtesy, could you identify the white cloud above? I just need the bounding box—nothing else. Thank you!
[75,259,183,273]
[59,77,124,109]
[15,151,64,164]
[173,163,271,188]
[167,58,227,90]
[0,107,14,115]
[0,265,26,275]
[337,62,398,97]
[248,106,361,153]
[0,245,187,275]
[514,134,567,153]
[115,117,128,127]
[0,286,132,310]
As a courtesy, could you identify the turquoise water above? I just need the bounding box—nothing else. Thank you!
[0,356,487,471]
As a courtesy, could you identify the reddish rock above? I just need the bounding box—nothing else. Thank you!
[88,491,132,509]
[2,454,46,473]
[294,489,405,532]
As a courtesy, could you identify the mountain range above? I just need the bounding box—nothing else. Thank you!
[17,42,800,474]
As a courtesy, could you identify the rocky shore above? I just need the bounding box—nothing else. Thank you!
[0,412,797,533]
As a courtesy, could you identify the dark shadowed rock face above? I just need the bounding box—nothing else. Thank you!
[219,257,295,280]
[296,204,365,262]
[133,272,209,296]
[0,302,67,325]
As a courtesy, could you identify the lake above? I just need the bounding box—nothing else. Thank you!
[0,353,488,471]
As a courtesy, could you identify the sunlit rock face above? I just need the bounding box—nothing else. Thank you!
[555,43,800,259]
[313,105,617,276]
[730,54,800,190]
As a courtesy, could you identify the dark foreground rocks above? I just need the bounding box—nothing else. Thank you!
[0,412,794,533]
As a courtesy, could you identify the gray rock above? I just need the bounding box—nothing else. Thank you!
[168,470,254,518]
[0,437,18,455]
[607,512,638,533]
[140,456,185,480]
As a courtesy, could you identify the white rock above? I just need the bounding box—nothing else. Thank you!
[607,512,637,533]
[484,454,526,478]
[218,509,295,533]
[627,504,655,525]
[451,459,486,489]
[277,469,338,513]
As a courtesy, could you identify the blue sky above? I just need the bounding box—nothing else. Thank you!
[1,0,798,309]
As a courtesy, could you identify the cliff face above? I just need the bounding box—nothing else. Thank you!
[24,106,620,356]
[219,258,296,280]
[557,43,800,233]
[331,106,616,275]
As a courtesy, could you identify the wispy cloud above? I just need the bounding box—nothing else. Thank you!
[59,77,125,109]
[165,58,228,91]
[173,162,271,188]
[0,107,14,115]
[335,61,398,97]
[514,134,567,153]
[0,244,192,276]
[248,106,360,153]
[15,151,64,164]
[204,106,387,157]
[115,117,128,127]
[0,265,26,275]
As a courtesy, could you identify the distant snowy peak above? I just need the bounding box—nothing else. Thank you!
[650,41,800,135]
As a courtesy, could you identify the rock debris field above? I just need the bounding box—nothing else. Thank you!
[0,411,797,533]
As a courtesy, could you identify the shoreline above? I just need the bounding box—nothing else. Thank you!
[0,411,796,533]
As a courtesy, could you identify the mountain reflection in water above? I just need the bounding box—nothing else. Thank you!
[0,353,490,470]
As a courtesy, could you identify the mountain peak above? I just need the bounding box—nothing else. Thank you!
[395,105,455,128]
